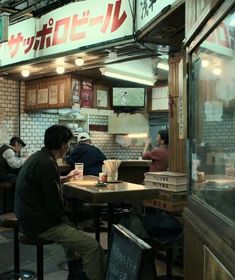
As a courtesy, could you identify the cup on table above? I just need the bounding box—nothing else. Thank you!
[107,170,118,182]
[74,162,84,180]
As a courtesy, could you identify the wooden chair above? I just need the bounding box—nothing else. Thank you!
[0,212,35,279]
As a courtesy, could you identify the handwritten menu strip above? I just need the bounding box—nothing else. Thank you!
[24,76,76,111]
[105,224,155,280]
[97,89,108,107]
[151,87,168,111]
[38,88,49,104]
[49,84,58,105]
[59,83,65,104]
[26,89,36,106]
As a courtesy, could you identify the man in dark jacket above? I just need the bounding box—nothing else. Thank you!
[0,136,26,182]
[66,132,106,176]
[15,125,105,280]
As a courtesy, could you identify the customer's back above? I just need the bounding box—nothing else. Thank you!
[66,132,106,176]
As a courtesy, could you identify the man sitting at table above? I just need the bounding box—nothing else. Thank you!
[0,136,26,183]
[66,132,106,176]
[15,125,105,280]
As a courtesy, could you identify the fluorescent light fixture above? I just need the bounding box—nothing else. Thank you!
[100,67,156,86]
[201,60,209,68]
[157,62,169,71]
[21,69,30,77]
[127,133,148,138]
[56,66,65,74]
[75,57,84,66]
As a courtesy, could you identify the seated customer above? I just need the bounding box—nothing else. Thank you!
[15,125,105,280]
[66,132,106,176]
[0,136,26,183]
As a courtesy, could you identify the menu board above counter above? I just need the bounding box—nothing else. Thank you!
[25,75,110,112]
[25,75,72,112]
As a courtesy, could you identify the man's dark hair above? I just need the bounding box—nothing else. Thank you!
[44,125,73,150]
[10,137,26,147]
[158,129,169,145]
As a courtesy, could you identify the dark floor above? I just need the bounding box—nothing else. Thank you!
[0,198,184,279]
[0,217,184,280]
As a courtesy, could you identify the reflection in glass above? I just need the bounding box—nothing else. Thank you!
[189,7,235,222]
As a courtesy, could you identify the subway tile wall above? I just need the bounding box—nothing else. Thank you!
[88,114,143,159]
[19,82,59,155]
[20,113,59,155]
[0,77,19,144]
[203,112,235,148]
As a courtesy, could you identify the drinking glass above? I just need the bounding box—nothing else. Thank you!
[75,163,84,180]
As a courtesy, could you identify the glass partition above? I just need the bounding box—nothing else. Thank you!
[189,6,235,222]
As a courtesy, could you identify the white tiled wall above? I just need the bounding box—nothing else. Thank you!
[0,77,19,144]
[20,113,59,154]
[89,114,144,159]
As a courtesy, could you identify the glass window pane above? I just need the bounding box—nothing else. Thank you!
[189,7,235,223]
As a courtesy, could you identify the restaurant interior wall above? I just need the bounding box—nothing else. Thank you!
[0,78,144,160]
[0,77,19,143]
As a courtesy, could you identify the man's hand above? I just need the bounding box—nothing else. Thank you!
[142,136,153,156]
[60,169,81,183]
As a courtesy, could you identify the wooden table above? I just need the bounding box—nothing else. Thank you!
[63,176,158,242]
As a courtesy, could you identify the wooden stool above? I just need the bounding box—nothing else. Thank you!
[0,182,15,213]
[83,202,108,242]
[0,212,35,279]
[19,234,54,280]
[147,233,184,280]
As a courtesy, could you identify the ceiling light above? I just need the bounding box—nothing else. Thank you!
[157,63,169,71]
[56,66,65,74]
[21,69,30,77]
[229,17,235,27]
[212,67,222,76]
[100,67,156,86]
[75,57,84,66]
[201,60,209,68]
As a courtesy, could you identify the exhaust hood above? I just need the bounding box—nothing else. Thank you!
[108,113,149,135]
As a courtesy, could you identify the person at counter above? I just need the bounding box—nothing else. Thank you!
[15,125,105,280]
[0,136,26,183]
[66,132,106,176]
[142,129,169,172]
